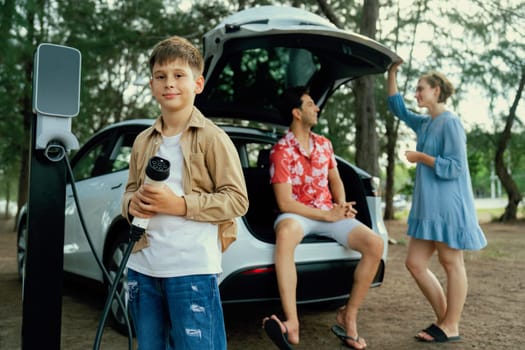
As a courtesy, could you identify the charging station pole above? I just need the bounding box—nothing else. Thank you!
[22,126,68,349]
[22,43,81,350]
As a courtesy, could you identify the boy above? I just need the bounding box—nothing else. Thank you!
[122,36,248,350]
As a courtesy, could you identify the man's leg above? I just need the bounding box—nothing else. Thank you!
[264,218,304,345]
[336,225,383,349]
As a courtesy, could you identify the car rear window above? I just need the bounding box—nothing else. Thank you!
[204,46,320,115]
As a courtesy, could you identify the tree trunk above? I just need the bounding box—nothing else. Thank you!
[354,77,379,175]
[354,0,379,176]
[16,3,40,226]
[383,118,398,219]
[4,180,9,218]
[495,67,524,222]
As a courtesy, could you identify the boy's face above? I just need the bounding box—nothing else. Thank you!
[150,58,204,113]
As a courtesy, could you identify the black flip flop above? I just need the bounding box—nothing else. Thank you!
[264,318,293,350]
[331,324,366,349]
[416,323,461,343]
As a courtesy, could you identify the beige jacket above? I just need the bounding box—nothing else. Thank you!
[121,107,249,252]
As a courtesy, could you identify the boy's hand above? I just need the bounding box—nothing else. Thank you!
[129,192,155,219]
[137,183,187,217]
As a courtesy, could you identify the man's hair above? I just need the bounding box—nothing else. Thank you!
[148,35,204,77]
[277,86,310,125]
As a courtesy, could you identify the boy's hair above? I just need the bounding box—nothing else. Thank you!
[148,35,204,77]
[277,86,310,125]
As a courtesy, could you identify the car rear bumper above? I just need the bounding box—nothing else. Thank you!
[219,258,385,303]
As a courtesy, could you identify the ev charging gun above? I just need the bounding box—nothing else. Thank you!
[129,156,171,241]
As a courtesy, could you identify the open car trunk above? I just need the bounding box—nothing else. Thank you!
[197,5,401,127]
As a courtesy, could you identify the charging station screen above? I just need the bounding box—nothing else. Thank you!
[34,44,81,117]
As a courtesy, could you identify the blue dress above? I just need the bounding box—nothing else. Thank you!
[388,93,487,250]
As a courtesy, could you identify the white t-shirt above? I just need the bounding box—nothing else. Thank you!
[127,133,221,277]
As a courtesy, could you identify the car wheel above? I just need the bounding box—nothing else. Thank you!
[17,217,28,284]
[104,230,134,335]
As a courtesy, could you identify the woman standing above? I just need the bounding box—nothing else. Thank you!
[387,62,487,343]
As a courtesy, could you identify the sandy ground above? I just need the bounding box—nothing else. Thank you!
[1,216,524,349]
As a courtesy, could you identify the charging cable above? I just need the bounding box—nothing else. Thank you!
[45,142,171,349]
[45,143,133,350]
[92,156,170,350]
[92,227,137,350]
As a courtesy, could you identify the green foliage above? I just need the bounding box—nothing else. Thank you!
[3,0,235,147]
[398,165,416,197]
[466,126,525,197]
[0,0,30,205]
[467,127,495,197]
[315,87,356,161]
[1,0,234,208]
[2,0,524,214]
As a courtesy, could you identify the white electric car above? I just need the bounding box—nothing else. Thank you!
[17,5,401,331]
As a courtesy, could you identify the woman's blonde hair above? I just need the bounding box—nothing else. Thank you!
[420,71,455,103]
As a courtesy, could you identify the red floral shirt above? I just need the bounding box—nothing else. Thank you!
[270,130,337,210]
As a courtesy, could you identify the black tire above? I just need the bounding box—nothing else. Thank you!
[17,217,28,284]
[104,230,134,336]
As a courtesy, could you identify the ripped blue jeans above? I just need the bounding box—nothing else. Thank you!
[127,269,226,350]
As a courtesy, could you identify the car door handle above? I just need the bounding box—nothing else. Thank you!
[111,183,122,190]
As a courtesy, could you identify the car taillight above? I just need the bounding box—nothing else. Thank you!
[241,267,275,275]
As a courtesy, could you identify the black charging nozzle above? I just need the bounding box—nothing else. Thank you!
[129,156,170,242]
